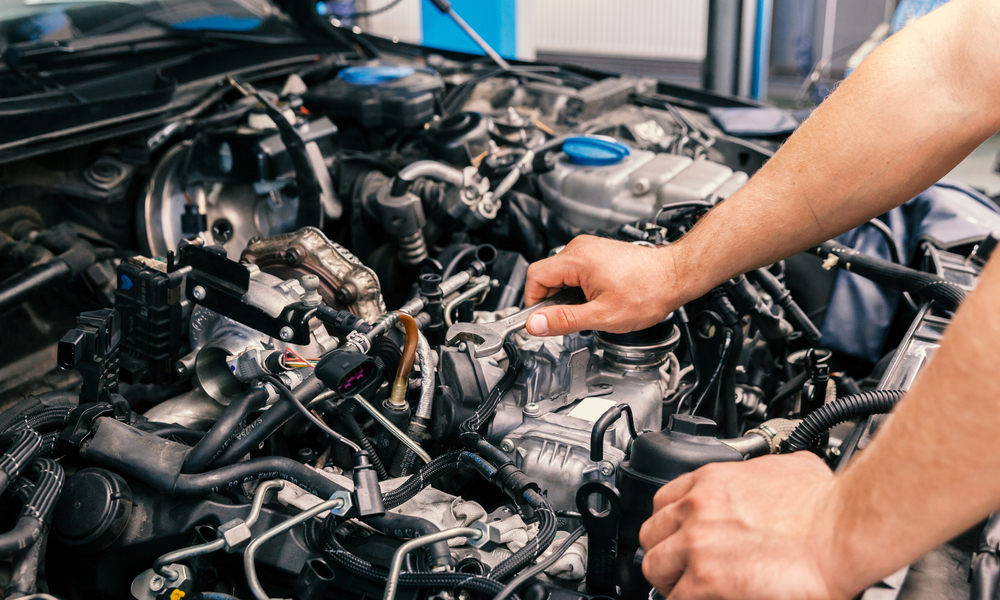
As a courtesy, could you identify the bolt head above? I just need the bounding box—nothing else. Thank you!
[279,326,294,341]
[523,403,540,416]
[149,575,165,592]
[500,439,515,453]
[192,286,207,301]
[599,461,615,477]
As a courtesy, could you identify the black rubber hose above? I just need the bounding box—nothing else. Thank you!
[212,375,326,467]
[0,429,43,494]
[782,390,906,453]
[365,512,455,570]
[767,369,810,418]
[0,260,72,315]
[0,458,63,558]
[6,530,44,598]
[175,456,345,498]
[338,411,389,480]
[182,387,269,474]
[810,241,967,311]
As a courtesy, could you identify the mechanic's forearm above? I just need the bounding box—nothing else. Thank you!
[669,0,1000,300]
[818,255,1000,595]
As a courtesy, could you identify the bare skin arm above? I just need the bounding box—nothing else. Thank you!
[524,0,1000,337]
[637,254,1000,598]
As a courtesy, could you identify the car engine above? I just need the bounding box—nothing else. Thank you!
[0,54,992,600]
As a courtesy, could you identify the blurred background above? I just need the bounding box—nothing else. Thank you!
[342,0,999,195]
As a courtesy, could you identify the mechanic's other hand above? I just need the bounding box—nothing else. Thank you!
[524,235,682,336]
[639,453,856,600]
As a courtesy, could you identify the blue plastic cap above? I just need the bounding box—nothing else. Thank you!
[562,136,630,166]
[338,66,416,85]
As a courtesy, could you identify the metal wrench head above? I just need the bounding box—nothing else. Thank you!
[444,322,504,358]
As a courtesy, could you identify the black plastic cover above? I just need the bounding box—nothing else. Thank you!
[303,70,444,130]
[115,258,182,384]
[53,468,132,550]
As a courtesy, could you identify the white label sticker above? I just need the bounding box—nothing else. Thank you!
[568,397,617,422]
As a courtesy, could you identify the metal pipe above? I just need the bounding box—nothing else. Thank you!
[383,527,483,600]
[352,395,432,465]
[397,161,465,188]
[414,333,436,421]
[386,270,477,329]
[244,496,346,600]
[155,480,284,578]
[491,150,534,199]
[442,7,510,70]
[443,278,491,328]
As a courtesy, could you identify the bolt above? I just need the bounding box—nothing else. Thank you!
[284,246,305,266]
[523,403,540,417]
[279,326,294,341]
[335,283,358,305]
[500,439,515,453]
[149,575,166,592]
[192,286,207,301]
[175,362,187,375]
[599,461,615,477]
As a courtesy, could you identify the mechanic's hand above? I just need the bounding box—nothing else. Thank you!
[524,235,684,336]
[640,453,856,600]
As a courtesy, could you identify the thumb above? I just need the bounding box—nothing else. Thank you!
[526,301,608,337]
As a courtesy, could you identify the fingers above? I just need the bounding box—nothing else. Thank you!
[642,534,687,597]
[639,503,683,551]
[653,473,696,513]
[524,254,580,308]
[527,299,609,336]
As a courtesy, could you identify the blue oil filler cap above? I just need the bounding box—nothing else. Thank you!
[338,66,416,85]
[563,136,630,166]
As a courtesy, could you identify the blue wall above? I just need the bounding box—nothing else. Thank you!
[420,0,518,59]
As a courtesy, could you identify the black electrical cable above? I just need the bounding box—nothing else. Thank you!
[689,328,734,417]
[365,512,455,569]
[491,526,585,600]
[782,390,906,453]
[338,410,389,480]
[440,245,477,282]
[459,339,522,436]
[262,376,361,454]
[767,369,810,418]
[182,387,269,473]
[382,450,464,510]
[490,498,557,582]
[717,326,745,439]
[0,429,43,495]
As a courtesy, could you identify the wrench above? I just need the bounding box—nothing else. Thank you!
[444,287,587,357]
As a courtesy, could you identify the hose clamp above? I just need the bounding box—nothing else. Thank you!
[345,330,372,354]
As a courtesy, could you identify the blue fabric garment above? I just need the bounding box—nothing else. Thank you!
[819,181,1000,361]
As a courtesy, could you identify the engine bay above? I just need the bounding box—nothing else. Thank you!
[0,51,992,600]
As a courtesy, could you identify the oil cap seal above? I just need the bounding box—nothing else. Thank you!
[562,136,630,166]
